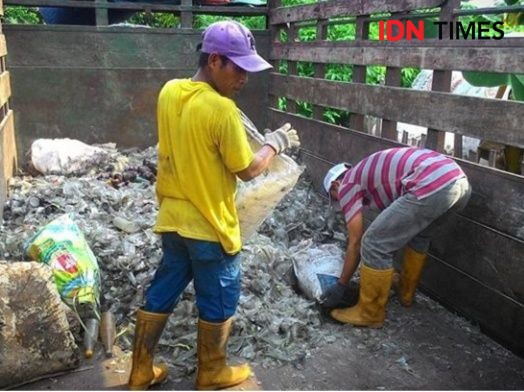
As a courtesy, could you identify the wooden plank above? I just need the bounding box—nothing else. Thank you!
[268,109,524,241]
[0,35,6,58]
[422,255,524,356]
[458,161,524,242]
[0,71,11,109]
[5,0,268,14]
[270,43,524,74]
[427,212,524,302]
[1,110,16,193]
[270,0,445,25]
[10,67,269,165]
[269,74,524,147]
[4,26,269,69]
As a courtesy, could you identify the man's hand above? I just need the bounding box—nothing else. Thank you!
[264,123,300,154]
[319,281,348,308]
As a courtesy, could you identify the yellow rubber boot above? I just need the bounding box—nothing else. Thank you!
[398,247,427,307]
[196,318,252,390]
[128,309,169,390]
[330,265,393,328]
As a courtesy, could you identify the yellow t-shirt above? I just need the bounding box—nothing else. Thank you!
[154,79,254,254]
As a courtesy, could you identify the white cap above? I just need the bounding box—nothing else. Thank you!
[323,163,351,194]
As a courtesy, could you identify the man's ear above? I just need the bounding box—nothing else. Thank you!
[208,53,223,70]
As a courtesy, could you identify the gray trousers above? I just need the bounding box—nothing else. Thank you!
[361,177,471,269]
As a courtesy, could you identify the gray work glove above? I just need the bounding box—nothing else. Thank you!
[263,123,300,154]
[319,281,348,308]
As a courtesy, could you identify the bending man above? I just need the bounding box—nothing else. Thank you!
[321,147,471,327]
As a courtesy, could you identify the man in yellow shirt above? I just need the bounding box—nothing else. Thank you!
[128,20,300,390]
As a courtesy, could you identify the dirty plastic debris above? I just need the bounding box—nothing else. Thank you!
[100,311,117,357]
[84,318,100,359]
[113,216,141,233]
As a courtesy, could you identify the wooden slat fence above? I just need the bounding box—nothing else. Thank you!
[267,0,524,355]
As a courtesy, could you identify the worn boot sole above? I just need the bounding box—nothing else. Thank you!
[129,365,168,390]
[392,271,413,307]
[196,365,252,390]
[330,309,384,328]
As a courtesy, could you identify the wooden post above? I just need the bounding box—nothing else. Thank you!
[313,16,328,121]
[286,22,298,114]
[425,0,459,153]
[95,0,109,26]
[349,16,369,132]
[180,0,193,29]
[268,0,281,112]
[402,130,409,144]
[454,133,463,158]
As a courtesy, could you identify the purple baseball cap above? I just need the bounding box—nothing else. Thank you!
[200,20,273,73]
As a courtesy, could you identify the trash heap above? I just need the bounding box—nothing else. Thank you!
[0,144,350,374]
[2,144,522,388]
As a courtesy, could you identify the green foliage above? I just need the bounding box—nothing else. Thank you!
[3,6,42,24]
[281,0,316,5]
[193,14,266,29]
[128,13,266,29]
[328,23,355,41]
[129,12,180,28]
[463,71,524,100]
[401,68,421,88]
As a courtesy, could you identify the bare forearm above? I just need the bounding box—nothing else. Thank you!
[236,145,276,181]
[339,241,360,285]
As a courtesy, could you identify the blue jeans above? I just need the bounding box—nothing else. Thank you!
[144,232,241,322]
[361,177,472,269]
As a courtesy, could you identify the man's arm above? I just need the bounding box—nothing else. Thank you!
[235,123,300,181]
[338,211,364,285]
[235,145,277,181]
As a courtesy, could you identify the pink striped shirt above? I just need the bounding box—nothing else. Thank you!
[338,147,465,224]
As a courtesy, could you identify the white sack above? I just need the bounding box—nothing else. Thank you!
[31,138,110,175]
[291,242,345,302]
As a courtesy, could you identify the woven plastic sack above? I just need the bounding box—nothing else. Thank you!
[292,243,345,301]
[236,111,304,240]
[23,214,100,318]
[0,261,79,388]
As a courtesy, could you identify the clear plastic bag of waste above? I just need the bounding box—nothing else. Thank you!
[236,110,304,241]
